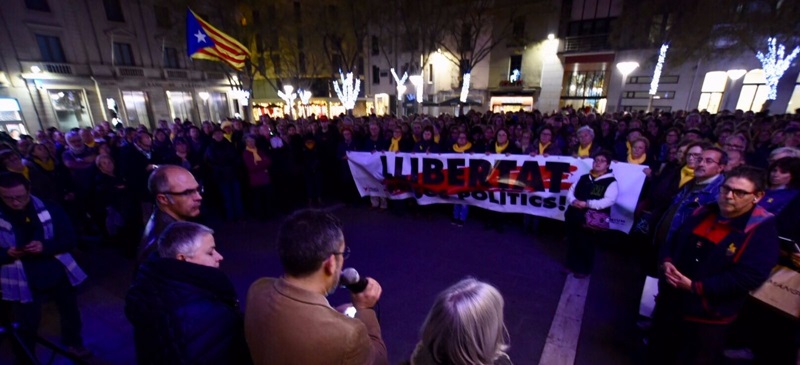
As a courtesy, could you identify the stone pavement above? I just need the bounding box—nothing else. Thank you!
[0,204,653,365]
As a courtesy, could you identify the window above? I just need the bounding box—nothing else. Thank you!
[271,54,281,75]
[25,0,50,12]
[154,5,171,28]
[36,35,66,63]
[372,65,380,84]
[786,73,800,113]
[104,0,125,22]
[508,55,522,82]
[512,16,525,39]
[697,71,727,113]
[736,69,769,112]
[623,91,674,99]
[628,75,679,84]
[163,47,180,69]
[371,36,379,56]
[294,2,302,21]
[122,91,152,129]
[166,91,195,122]
[299,52,306,74]
[428,63,433,83]
[562,70,607,98]
[113,42,135,66]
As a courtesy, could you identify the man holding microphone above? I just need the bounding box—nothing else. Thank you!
[245,209,388,365]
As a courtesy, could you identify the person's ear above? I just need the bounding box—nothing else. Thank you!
[753,191,765,204]
[155,194,170,205]
[176,254,187,261]
[322,254,337,276]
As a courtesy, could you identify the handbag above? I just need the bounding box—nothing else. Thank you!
[750,265,800,318]
[584,209,610,231]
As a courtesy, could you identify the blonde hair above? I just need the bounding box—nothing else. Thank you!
[418,278,509,365]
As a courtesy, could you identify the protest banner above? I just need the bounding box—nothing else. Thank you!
[347,152,647,233]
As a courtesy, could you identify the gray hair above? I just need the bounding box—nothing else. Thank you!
[278,209,344,277]
[157,222,214,259]
[418,278,509,365]
[577,125,595,139]
[769,147,800,161]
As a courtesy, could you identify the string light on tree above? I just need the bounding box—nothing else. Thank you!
[332,71,361,110]
[460,73,471,103]
[298,89,312,105]
[277,85,297,118]
[756,37,800,100]
[390,68,409,101]
[650,44,669,95]
[409,75,423,104]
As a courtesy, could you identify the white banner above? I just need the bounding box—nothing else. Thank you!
[348,152,647,233]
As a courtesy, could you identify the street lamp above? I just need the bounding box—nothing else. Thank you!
[615,62,639,113]
[298,89,312,117]
[724,69,747,111]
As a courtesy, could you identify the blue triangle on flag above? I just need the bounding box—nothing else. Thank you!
[186,10,214,57]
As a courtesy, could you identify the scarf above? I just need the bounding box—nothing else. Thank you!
[245,146,262,163]
[679,165,695,188]
[223,133,233,142]
[9,166,29,180]
[495,141,509,154]
[389,137,401,152]
[305,140,316,150]
[85,140,96,148]
[539,142,551,155]
[578,143,592,157]
[626,141,632,154]
[0,196,87,303]
[627,152,646,165]
[452,142,472,153]
[34,158,55,172]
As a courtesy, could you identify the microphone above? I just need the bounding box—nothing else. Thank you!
[340,268,368,293]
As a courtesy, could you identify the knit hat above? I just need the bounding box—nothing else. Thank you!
[220,121,233,130]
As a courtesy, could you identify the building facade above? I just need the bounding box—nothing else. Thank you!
[0,0,240,136]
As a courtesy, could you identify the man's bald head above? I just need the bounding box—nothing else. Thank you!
[148,166,203,220]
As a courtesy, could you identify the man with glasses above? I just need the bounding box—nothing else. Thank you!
[654,146,727,249]
[245,209,388,365]
[0,172,91,359]
[648,166,778,364]
[137,165,203,265]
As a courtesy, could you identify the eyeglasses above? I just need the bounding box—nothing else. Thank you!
[687,153,702,160]
[332,246,351,260]
[720,185,755,199]
[0,194,29,203]
[724,143,745,150]
[159,186,204,197]
[698,158,719,165]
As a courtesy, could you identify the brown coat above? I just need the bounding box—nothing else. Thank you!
[245,277,388,365]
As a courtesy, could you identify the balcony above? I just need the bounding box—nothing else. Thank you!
[115,66,145,77]
[563,34,611,53]
[164,69,188,79]
[19,61,91,78]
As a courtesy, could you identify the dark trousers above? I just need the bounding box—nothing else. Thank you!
[566,225,597,275]
[728,298,799,365]
[648,300,729,365]
[250,184,274,219]
[218,181,244,221]
[10,278,83,355]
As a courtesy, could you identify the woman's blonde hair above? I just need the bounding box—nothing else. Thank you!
[418,278,509,365]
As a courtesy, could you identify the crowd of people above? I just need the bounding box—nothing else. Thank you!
[1,105,800,364]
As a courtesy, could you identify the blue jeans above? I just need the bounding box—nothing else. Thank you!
[453,204,468,221]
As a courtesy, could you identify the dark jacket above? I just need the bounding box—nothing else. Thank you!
[119,144,154,203]
[137,208,178,266]
[126,258,251,365]
[532,139,562,155]
[658,204,779,323]
[23,158,72,203]
[361,136,389,152]
[413,140,441,153]
[204,140,239,183]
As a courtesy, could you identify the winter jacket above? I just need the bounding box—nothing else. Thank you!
[125,258,251,365]
[658,204,779,323]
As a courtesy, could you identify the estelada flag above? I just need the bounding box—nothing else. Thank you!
[186,9,250,70]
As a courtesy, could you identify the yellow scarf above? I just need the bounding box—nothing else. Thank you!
[539,142,551,155]
[626,141,632,154]
[245,146,262,163]
[452,142,472,153]
[389,137,401,152]
[9,166,30,180]
[85,140,96,148]
[679,165,695,188]
[305,140,316,150]
[434,135,440,144]
[223,133,233,142]
[495,141,509,154]
[578,143,592,157]
[34,158,55,172]
[628,152,646,165]
[413,135,420,143]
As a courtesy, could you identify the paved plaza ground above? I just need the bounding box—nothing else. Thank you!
[1,204,663,364]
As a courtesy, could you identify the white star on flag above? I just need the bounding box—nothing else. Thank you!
[194,31,207,43]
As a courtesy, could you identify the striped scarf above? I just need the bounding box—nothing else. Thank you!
[0,196,87,303]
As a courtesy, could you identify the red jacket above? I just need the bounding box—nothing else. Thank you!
[242,149,271,187]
